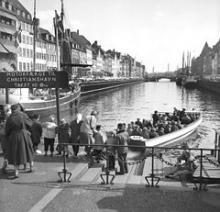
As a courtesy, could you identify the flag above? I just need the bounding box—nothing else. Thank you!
[14,23,22,47]
[55,11,64,39]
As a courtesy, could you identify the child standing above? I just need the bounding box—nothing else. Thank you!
[43,115,57,157]
[93,125,105,163]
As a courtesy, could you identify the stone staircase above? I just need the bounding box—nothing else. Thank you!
[63,156,194,188]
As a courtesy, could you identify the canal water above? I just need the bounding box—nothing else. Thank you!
[61,81,220,150]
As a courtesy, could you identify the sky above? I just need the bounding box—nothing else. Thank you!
[20,0,220,72]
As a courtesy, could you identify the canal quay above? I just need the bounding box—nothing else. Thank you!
[1,0,220,211]
[1,81,220,212]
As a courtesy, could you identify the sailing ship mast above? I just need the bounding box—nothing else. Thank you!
[53,0,65,125]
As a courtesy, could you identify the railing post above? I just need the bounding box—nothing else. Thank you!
[106,149,109,184]
[214,131,218,157]
[63,145,67,182]
[151,147,154,187]
[199,149,203,191]
[58,144,72,182]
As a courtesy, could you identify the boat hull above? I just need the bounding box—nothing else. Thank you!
[0,88,81,119]
[129,113,202,151]
[197,79,220,94]
[80,78,143,95]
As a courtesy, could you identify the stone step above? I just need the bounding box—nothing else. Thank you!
[69,157,190,189]
[79,166,103,183]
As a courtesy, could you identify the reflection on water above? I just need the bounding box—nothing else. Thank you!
[64,82,220,149]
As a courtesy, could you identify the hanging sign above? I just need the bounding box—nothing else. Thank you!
[0,71,68,88]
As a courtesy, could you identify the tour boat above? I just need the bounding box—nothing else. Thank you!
[129,111,202,151]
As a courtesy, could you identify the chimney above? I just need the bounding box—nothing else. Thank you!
[77,29,79,35]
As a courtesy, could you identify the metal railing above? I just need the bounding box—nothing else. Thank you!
[55,142,220,191]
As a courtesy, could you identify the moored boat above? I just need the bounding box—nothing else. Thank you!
[182,75,198,89]
[129,111,202,151]
[197,77,220,94]
[0,86,80,119]
[80,78,143,95]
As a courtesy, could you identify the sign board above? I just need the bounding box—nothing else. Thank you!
[0,71,68,88]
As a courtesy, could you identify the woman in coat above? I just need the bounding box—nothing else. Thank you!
[5,104,34,177]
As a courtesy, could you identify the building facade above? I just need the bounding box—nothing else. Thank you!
[0,0,18,72]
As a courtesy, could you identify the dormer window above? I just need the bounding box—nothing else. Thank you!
[5,2,9,9]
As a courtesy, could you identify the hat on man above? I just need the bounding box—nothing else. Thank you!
[11,104,19,111]
[91,110,98,116]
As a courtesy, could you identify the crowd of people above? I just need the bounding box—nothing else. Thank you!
[126,108,199,139]
[0,105,199,178]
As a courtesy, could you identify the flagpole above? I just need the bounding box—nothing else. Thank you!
[33,0,36,72]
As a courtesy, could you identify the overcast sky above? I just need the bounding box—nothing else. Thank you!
[20,0,220,72]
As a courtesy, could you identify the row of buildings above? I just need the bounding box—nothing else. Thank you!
[190,40,220,79]
[0,0,145,79]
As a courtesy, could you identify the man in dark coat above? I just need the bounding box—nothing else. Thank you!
[30,114,42,153]
[5,104,34,177]
[115,123,129,175]
[69,113,83,157]
[56,118,70,156]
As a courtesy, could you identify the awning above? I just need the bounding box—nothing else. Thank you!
[3,44,17,54]
[0,43,8,53]
[0,25,16,35]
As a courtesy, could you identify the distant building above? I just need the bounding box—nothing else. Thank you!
[106,49,121,77]
[92,41,105,74]
[212,39,220,76]
[191,42,213,77]
[38,28,57,71]
[12,0,33,72]
[0,0,19,72]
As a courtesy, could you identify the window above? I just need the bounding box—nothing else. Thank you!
[22,12,25,18]
[22,35,25,43]
[21,22,24,30]
[30,37,33,45]
[5,2,9,9]
[23,62,26,71]
[27,49,29,57]
[27,63,30,71]
[23,48,26,57]
[19,47,22,57]
[17,9,21,16]
[19,62,22,71]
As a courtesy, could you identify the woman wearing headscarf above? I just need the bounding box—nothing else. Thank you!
[5,104,34,178]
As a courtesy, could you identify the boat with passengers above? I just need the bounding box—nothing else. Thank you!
[128,110,202,151]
